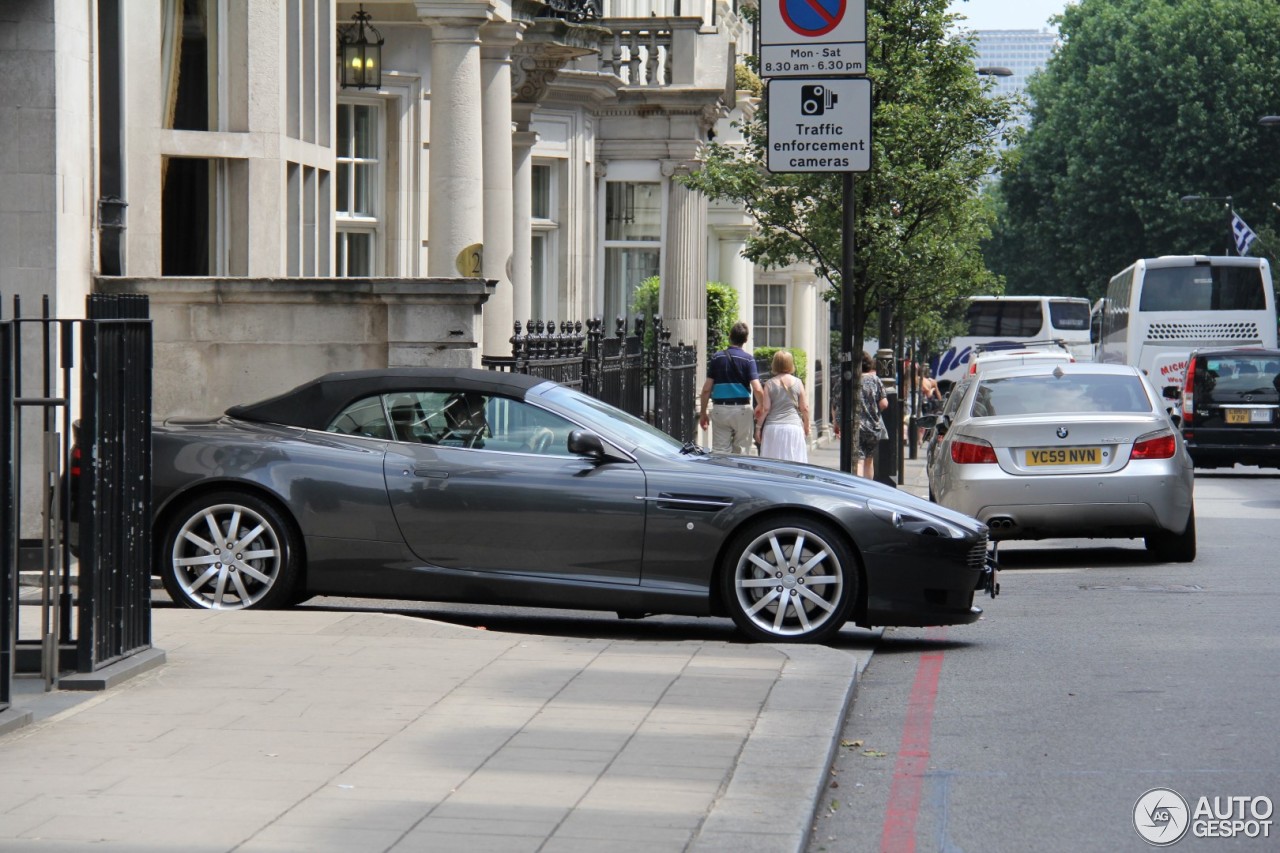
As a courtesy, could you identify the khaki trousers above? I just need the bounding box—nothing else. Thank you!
[710,403,755,455]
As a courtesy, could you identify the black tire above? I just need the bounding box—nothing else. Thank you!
[719,515,857,643]
[1145,506,1196,563]
[159,491,303,610]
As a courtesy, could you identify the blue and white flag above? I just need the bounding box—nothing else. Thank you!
[1231,211,1258,256]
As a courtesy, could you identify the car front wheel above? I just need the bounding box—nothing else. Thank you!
[720,516,857,643]
[160,491,302,610]
[1145,507,1196,563]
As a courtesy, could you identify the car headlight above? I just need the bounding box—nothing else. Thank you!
[866,498,968,539]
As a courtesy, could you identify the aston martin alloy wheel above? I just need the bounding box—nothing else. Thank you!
[721,516,856,643]
[160,492,302,610]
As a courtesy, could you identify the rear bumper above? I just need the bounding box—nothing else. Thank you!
[1183,431,1280,468]
[939,463,1193,539]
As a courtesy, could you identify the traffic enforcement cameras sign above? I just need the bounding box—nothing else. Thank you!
[767,78,871,173]
[760,0,866,78]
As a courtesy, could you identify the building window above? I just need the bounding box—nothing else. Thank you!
[531,161,560,319]
[603,181,662,323]
[163,0,221,131]
[336,100,382,275]
[754,283,787,347]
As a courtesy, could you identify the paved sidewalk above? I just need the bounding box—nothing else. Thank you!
[0,437,928,853]
[0,610,867,853]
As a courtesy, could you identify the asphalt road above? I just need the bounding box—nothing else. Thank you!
[809,467,1280,852]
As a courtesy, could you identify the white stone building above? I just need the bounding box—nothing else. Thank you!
[1,0,832,432]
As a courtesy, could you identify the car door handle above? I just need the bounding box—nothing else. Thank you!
[413,466,448,479]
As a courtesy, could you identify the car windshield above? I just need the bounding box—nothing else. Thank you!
[542,384,687,455]
[971,373,1153,416]
[1048,300,1091,331]
[1138,265,1268,312]
[1196,355,1280,401]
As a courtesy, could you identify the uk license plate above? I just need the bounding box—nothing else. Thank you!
[1226,408,1273,424]
[1026,447,1101,466]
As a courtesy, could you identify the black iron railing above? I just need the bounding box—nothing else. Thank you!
[485,316,696,438]
[538,0,600,23]
[0,293,153,701]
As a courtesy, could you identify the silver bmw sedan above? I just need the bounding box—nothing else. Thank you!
[923,362,1196,562]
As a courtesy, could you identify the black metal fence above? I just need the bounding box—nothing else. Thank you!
[1,294,153,708]
[650,322,698,443]
[483,316,697,443]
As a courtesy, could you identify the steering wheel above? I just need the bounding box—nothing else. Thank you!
[526,427,555,454]
[465,422,492,449]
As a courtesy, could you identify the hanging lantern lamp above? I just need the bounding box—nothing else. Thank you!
[339,5,383,90]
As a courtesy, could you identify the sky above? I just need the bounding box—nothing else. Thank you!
[946,0,1069,31]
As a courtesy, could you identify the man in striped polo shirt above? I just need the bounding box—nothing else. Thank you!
[698,321,764,454]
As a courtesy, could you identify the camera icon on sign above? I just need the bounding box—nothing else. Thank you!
[800,84,838,116]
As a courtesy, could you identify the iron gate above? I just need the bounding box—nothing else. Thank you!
[1,293,153,709]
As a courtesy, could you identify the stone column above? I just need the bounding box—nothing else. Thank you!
[511,124,537,328]
[716,224,754,336]
[660,160,708,366]
[424,7,489,280]
[479,22,522,357]
[791,273,817,441]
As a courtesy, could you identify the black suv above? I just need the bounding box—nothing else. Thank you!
[1177,347,1280,468]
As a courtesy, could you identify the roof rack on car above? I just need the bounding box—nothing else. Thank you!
[972,338,1070,355]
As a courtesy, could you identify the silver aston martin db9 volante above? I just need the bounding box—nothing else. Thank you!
[147,368,997,642]
[923,362,1195,562]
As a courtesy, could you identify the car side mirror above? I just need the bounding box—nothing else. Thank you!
[1162,385,1181,400]
[567,429,606,459]
[916,414,937,430]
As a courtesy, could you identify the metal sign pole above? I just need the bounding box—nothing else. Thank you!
[839,172,855,473]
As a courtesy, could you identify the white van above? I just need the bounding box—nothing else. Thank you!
[931,296,1093,391]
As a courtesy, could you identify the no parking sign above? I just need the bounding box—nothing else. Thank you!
[760,0,866,78]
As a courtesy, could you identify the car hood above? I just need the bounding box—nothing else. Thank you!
[700,453,987,534]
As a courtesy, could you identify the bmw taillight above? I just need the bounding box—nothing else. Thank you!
[1181,357,1196,425]
[1132,431,1177,460]
[951,437,997,464]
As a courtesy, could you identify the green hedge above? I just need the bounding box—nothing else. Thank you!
[630,278,740,353]
[753,346,807,383]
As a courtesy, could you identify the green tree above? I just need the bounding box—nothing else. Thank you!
[682,0,1016,360]
[989,0,1280,299]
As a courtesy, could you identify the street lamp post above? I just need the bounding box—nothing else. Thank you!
[1180,194,1234,255]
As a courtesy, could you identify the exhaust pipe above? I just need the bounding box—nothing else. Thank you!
[988,516,1017,530]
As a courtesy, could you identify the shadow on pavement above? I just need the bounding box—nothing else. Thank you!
[996,542,1160,569]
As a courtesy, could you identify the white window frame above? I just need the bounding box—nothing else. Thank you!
[754,282,788,348]
[336,97,385,276]
[531,159,561,321]
[600,175,664,324]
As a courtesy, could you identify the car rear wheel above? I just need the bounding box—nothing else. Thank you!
[1144,507,1196,563]
[720,516,856,643]
[160,491,302,610]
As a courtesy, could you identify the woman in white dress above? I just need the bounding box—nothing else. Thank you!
[755,350,811,463]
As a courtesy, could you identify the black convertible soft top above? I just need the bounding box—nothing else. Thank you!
[226,368,549,430]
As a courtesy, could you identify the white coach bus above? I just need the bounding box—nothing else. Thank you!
[931,295,1094,391]
[1095,255,1277,391]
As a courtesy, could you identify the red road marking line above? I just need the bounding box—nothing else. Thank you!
[880,628,947,853]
